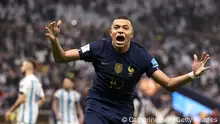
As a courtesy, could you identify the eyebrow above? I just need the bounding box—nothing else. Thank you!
[114,24,129,27]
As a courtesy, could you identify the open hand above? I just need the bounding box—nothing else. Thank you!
[192,52,211,77]
[45,20,62,41]
[5,111,11,122]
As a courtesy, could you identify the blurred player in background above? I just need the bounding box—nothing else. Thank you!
[5,59,45,124]
[45,16,210,124]
[52,72,84,124]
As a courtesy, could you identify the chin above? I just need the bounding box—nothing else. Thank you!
[115,41,126,48]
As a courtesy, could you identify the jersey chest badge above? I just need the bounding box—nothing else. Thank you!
[114,63,123,74]
[128,65,135,76]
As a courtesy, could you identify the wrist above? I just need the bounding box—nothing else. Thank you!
[8,109,13,113]
[188,71,199,79]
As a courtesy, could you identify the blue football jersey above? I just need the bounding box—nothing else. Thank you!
[78,38,159,115]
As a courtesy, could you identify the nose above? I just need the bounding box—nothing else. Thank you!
[117,27,124,34]
[118,30,124,34]
[118,31,123,34]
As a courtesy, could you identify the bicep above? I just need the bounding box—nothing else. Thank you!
[151,69,170,88]
[63,49,80,62]
[18,93,25,103]
[52,97,59,110]
[75,102,82,110]
[53,97,59,104]
[40,87,45,98]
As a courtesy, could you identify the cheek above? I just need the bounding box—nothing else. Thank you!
[111,30,117,37]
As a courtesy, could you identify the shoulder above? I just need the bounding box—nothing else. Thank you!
[81,39,109,55]
[72,90,81,98]
[33,75,41,84]
[130,41,153,61]
[54,89,63,95]
[72,90,80,95]
[20,76,30,86]
[91,38,110,50]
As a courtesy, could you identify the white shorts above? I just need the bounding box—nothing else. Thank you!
[16,122,36,124]
[57,120,79,124]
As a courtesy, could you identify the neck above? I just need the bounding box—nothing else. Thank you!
[25,70,34,77]
[112,40,130,53]
[64,88,72,91]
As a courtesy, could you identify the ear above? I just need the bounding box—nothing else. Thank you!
[131,31,134,38]
[109,29,112,37]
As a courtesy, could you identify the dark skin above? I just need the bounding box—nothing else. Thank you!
[45,19,210,92]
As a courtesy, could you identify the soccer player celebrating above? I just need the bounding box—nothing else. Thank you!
[45,16,210,124]
[5,59,45,124]
[52,73,84,124]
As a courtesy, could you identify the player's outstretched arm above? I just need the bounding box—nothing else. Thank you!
[45,20,80,63]
[152,52,210,92]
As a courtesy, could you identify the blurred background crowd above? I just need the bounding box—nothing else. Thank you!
[0,0,219,123]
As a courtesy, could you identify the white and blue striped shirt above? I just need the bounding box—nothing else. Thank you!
[17,74,45,124]
[54,89,81,124]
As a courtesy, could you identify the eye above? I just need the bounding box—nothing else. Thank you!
[123,26,129,30]
[114,26,119,29]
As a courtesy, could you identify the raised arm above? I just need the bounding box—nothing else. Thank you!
[152,53,210,92]
[45,20,80,63]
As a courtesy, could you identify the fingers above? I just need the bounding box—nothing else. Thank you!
[57,20,62,28]
[204,66,211,71]
[45,33,51,38]
[203,54,210,65]
[45,27,52,33]
[45,33,55,40]
[200,52,206,61]
[47,21,56,31]
[194,54,198,62]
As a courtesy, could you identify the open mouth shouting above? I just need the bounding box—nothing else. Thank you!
[115,35,126,46]
[116,35,125,42]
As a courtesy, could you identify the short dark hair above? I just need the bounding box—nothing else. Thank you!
[114,16,132,25]
[65,72,75,82]
[26,58,38,70]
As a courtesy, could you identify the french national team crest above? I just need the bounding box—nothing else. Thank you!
[114,63,123,74]
[128,65,135,76]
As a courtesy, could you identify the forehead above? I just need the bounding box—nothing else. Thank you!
[112,19,132,26]
[23,61,32,66]
[23,61,28,65]
[64,78,73,83]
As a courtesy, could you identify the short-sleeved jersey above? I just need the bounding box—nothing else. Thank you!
[17,74,45,124]
[54,89,81,123]
[78,38,159,115]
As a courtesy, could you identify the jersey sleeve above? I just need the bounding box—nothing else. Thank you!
[19,80,28,95]
[142,51,159,78]
[78,40,103,62]
[75,92,81,102]
[54,90,60,98]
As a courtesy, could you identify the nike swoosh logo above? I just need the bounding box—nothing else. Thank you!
[101,62,109,65]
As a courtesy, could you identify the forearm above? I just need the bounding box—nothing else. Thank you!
[78,108,84,122]
[167,73,193,90]
[152,70,196,92]
[50,38,65,62]
[37,98,45,108]
[77,104,84,123]
[9,100,24,113]
[52,101,59,116]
